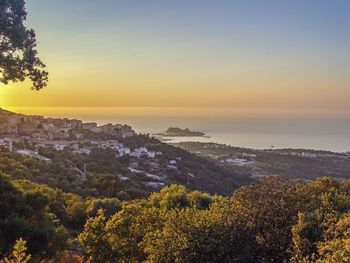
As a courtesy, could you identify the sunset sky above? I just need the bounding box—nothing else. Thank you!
[1,0,350,115]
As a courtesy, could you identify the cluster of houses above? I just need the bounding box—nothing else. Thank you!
[0,108,135,142]
[0,108,145,160]
[0,108,160,162]
[82,122,135,137]
[90,140,160,158]
[91,140,131,156]
[0,137,162,164]
[0,109,188,191]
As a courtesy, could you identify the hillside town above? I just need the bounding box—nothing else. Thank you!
[0,108,135,139]
[0,108,162,161]
[0,108,184,188]
[0,107,137,153]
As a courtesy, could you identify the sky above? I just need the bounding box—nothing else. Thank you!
[1,0,350,116]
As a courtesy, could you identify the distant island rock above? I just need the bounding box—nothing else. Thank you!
[157,127,208,137]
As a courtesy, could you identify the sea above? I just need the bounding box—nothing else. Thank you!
[5,107,350,153]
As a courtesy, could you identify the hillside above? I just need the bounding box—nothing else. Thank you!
[0,109,249,198]
[174,142,350,181]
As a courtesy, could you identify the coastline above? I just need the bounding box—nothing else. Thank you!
[2,107,350,153]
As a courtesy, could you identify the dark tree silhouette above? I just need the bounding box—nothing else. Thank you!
[0,0,48,90]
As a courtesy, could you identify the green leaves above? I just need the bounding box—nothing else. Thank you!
[0,0,48,90]
[0,173,68,258]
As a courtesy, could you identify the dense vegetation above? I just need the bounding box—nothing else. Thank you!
[78,178,350,262]
[0,171,121,262]
[2,168,350,262]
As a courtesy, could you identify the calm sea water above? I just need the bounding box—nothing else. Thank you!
[6,107,350,153]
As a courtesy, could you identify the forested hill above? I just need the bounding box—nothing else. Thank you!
[0,136,249,199]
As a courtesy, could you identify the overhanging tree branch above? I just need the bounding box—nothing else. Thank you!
[0,0,48,90]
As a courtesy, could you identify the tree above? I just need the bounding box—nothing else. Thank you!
[76,179,350,262]
[0,0,48,90]
[2,238,31,263]
[78,209,114,263]
[142,203,234,263]
[79,186,235,263]
[315,214,350,263]
[0,173,69,258]
[229,177,307,262]
[289,179,350,262]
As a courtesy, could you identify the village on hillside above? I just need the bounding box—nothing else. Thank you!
[0,108,142,156]
[0,108,189,190]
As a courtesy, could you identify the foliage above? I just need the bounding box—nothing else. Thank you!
[0,172,67,257]
[2,146,350,262]
[315,214,350,262]
[0,0,48,89]
[0,148,149,200]
[2,238,31,263]
[78,210,112,263]
[78,178,350,263]
[0,172,124,260]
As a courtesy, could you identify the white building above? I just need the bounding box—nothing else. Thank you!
[169,160,177,165]
[98,140,122,150]
[93,140,132,157]
[53,144,66,151]
[116,146,131,157]
[147,150,156,158]
[0,138,13,152]
[131,147,156,159]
